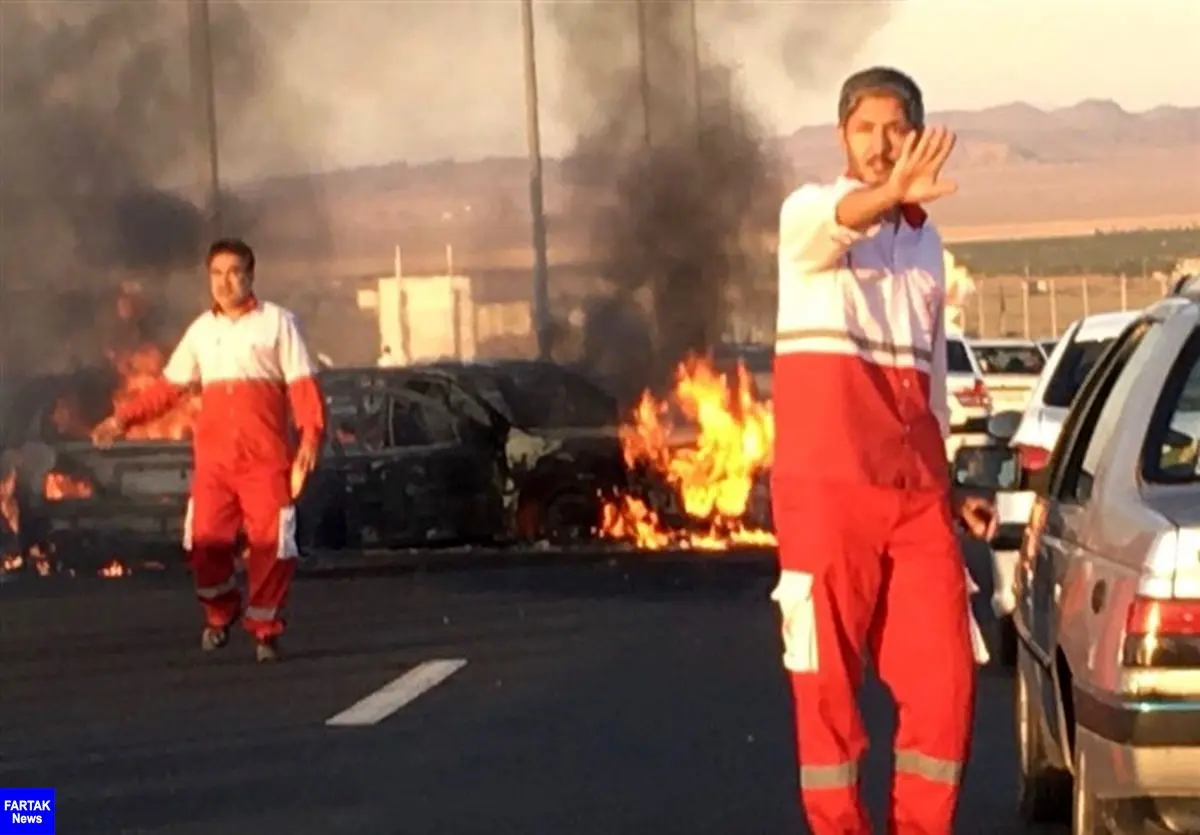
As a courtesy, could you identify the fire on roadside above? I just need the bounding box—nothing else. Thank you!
[99,559,131,578]
[598,355,776,550]
[0,459,130,579]
[50,282,199,443]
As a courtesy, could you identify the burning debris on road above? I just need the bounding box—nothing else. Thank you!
[600,354,775,550]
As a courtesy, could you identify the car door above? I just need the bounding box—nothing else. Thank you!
[1022,318,1160,731]
[374,384,505,547]
[317,384,394,550]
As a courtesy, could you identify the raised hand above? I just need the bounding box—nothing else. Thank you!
[888,126,958,205]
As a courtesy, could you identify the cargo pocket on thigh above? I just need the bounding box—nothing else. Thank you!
[964,565,990,665]
[277,505,299,560]
[182,498,194,551]
[772,570,819,673]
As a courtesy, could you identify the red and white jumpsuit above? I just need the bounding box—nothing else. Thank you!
[116,297,326,640]
[770,177,985,834]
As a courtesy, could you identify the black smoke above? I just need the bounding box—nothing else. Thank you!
[553,0,900,402]
[0,0,319,375]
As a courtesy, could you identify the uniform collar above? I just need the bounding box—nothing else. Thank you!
[212,294,259,317]
[838,174,927,229]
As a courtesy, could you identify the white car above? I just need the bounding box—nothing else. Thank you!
[968,338,1046,414]
[944,332,992,460]
[987,310,1141,662]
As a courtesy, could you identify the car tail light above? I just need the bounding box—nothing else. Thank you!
[1127,597,1200,637]
[1014,443,1050,472]
[953,378,991,409]
[1123,595,1200,668]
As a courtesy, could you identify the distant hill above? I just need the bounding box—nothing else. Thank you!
[242,99,1200,279]
[774,99,1200,173]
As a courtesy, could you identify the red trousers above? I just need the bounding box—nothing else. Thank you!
[771,481,975,835]
[183,465,298,640]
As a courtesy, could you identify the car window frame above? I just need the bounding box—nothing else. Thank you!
[1044,317,1157,504]
[1141,325,1200,484]
[971,343,1047,376]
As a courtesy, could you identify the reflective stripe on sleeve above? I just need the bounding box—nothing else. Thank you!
[799,761,858,790]
[196,576,237,600]
[894,749,962,785]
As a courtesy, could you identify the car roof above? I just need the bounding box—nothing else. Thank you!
[1070,310,1141,342]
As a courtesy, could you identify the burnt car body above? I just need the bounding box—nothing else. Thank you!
[0,360,630,566]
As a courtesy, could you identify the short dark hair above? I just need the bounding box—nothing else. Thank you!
[838,67,924,129]
[206,237,255,272]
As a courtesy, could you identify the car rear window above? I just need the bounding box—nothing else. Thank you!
[972,344,1045,375]
[946,340,974,374]
[1043,338,1115,408]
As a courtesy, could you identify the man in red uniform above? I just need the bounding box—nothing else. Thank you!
[770,67,997,833]
[93,238,326,663]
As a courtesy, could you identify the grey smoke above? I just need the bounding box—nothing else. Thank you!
[0,0,324,373]
[553,0,900,402]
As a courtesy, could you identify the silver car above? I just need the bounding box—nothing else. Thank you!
[953,280,1200,834]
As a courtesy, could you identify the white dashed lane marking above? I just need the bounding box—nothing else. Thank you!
[325,659,468,727]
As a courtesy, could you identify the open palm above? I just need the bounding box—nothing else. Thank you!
[890,126,958,204]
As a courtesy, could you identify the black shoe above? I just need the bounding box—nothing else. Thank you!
[200,625,230,652]
[255,638,281,663]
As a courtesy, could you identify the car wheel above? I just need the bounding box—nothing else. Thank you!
[516,481,601,544]
[998,615,1019,667]
[1072,729,1113,834]
[1016,644,1071,823]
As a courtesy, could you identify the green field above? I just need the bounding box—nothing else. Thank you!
[947,227,1200,277]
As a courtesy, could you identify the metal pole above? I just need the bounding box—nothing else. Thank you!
[188,0,221,238]
[520,0,551,360]
[688,0,702,142]
[636,0,652,147]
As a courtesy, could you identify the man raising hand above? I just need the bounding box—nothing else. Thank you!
[770,67,995,834]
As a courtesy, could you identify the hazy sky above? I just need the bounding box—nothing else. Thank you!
[264,0,1200,171]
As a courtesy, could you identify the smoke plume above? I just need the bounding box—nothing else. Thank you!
[0,0,324,374]
[554,0,900,400]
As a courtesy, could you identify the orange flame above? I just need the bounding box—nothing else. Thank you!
[599,355,776,550]
[46,282,200,443]
[108,344,199,441]
[99,559,130,578]
[1,466,19,542]
[44,472,94,501]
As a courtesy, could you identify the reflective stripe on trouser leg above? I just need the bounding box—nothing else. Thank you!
[196,576,238,600]
[895,750,962,785]
[799,761,859,791]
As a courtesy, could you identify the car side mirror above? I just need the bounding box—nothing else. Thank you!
[952,444,1021,491]
[986,410,1023,443]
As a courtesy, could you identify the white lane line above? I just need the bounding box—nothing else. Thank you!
[325,659,468,727]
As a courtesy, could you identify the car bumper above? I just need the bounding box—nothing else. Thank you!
[1076,688,1200,800]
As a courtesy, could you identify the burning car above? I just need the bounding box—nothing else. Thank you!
[0,360,632,572]
[0,343,778,575]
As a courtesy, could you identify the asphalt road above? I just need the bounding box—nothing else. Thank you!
[1,546,1065,835]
